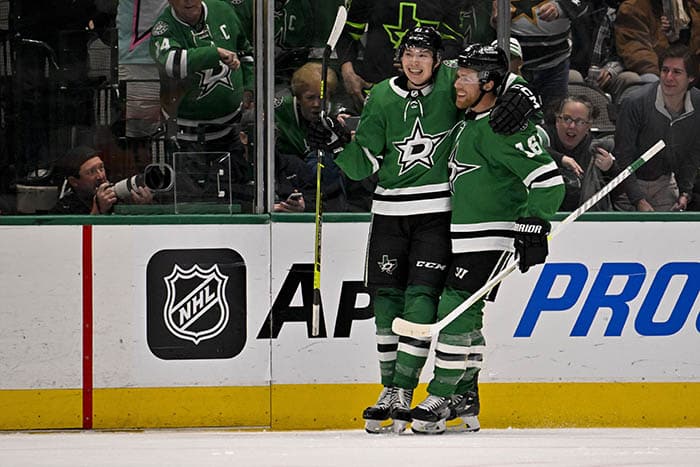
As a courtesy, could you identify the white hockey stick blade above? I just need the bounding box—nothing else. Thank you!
[326,6,347,51]
[392,139,666,339]
[312,302,320,336]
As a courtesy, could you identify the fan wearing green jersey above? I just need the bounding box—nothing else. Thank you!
[149,0,254,189]
[274,62,349,212]
[410,44,565,435]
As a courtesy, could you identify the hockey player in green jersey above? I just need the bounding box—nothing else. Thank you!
[308,25,542,434]
[328,26,457,434]
[149,0,254,186]
[410,44,565,434]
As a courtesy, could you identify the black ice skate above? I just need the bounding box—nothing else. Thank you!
[446,390,480,432]
[410,395,450,434]
[389,388,413,434]
[363,386,397,434]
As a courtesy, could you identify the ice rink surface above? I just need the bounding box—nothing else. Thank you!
[1,428,699,467]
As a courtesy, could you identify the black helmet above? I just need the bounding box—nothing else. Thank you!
[457,44,508,90]
[397,26,443,61]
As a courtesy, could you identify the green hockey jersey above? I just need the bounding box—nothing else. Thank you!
[447,111,565,254]
[335,61,460,216]
[274,95,346,157]
[149,0,254,141]
[274,95,310,156]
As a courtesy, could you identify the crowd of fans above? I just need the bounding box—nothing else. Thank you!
[0,0,699,215]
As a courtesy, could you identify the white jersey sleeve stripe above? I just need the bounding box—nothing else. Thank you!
[361,146,380,174]
[165,50,177,78]
[522,161,559,188]
[179,49,188,78]
[531,174,565,189]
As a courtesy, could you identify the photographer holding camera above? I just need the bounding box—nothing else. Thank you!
[51,146,154,214]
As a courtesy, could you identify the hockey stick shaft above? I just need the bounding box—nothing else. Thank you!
[312,5,347,336]
[392,139,666,338]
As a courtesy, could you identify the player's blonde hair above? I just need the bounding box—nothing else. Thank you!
[291,62,338,97]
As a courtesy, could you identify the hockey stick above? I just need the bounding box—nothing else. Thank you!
[312,5,348,336]
[392,139,666,338]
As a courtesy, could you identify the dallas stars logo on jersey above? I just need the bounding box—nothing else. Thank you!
[448,137,480,193]
[196,64,235,100]
[394,118,448,175]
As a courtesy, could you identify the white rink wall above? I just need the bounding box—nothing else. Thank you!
[0,217,698,430]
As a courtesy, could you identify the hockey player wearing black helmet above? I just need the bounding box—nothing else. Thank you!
[395,25,443,90]
[456,43,509,110]
[396,25,443,71]
[307,31,545,436]
[457,43,543,135]
[410,43,564,434]
[332,24,459,435]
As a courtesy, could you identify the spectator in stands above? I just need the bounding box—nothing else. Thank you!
[275,62,360,212]
[458,1,497,46]
[237,110,306,212]
[615,0,700,83]
[615,44,700,211]
[51,146,152,214]
[273,0,315,91]
[149,0,254,186]
[491,37,524,75]
[335,0,465,112]
[545,95,621,211]
[230,0,342,95]
[569,1,642,102]
[491,0,589,116]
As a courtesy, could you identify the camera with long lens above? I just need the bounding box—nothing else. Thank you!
[112,164,174,201]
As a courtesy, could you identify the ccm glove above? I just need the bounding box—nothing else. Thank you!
[489,84,541,135]
[514,217,551,273]
[307,116,351,154]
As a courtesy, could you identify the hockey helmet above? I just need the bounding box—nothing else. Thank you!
[397,26,443,61]
[457,44,508,90]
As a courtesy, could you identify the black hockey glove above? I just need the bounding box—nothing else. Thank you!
[514,217,551,273]
[307,115,351,154]
[489,84,541,135]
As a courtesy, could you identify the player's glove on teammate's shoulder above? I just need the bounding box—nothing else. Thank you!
[514,216,550,273]
[489,84,541,135]
[307,115,351,154]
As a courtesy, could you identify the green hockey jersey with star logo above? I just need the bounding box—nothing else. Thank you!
[149,0,254,140]
[447,111,565,254]
[335,61,460,216]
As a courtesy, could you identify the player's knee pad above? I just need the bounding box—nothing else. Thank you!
[403,284,440,325]
[437,287,484,335]
[373,287,405,330]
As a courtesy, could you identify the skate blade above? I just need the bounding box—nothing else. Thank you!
[410,419,446,435]
[392,420,409,434]
[364,419,395,434]
[446,415,480,433]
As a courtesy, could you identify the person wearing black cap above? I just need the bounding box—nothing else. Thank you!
[51,146,152,214]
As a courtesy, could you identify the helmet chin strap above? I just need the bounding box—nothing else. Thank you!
[470,82,488,109]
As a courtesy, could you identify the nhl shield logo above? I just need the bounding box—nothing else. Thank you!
[163,264,230,345]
